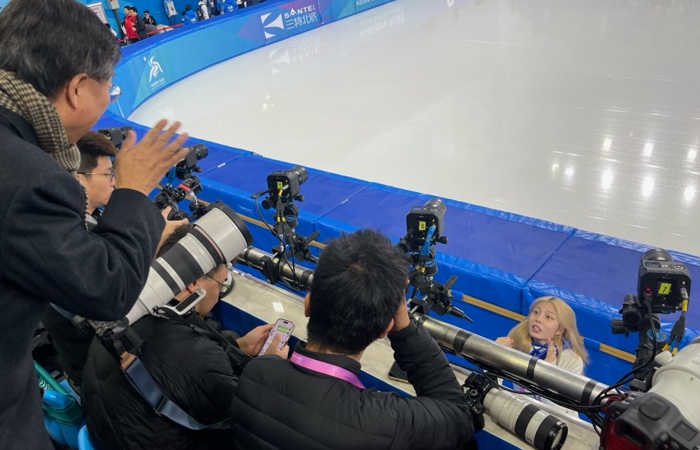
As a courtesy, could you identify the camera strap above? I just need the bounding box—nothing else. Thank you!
[114,309,231,431]
[290,351,365,389]
[122,355,229,430]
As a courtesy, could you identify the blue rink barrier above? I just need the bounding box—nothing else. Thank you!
[96,0,699,401]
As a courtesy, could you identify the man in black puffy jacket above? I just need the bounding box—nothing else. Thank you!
[81,225,287,450]
[230,229,473,450]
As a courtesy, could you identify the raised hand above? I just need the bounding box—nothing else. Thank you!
[114,120,189,196]
[545,338,557,363]
[495,337,513,348]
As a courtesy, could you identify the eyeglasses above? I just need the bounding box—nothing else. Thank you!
[77,168,115,180]
[205,270,234,299]
[91,78,122,103]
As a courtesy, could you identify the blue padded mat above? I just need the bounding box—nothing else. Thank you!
[316,185,574,311]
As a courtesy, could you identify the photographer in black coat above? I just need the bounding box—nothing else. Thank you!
[0,0,189,447]
[230,229,473,450]
[81,225,288,450]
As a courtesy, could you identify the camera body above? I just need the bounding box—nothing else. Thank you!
[97,126,132,150]
[175,144,208,179]
[265,166,308,205]
[613,249,691,334]
[601,392,700,450]
[404,199,447,253]
[637,251,691,314]
[154,177,204,219]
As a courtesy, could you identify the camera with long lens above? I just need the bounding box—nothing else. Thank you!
[125,201,251,325]
[154,144,209,220]
[462,372,568,450]
[414,311,700,450]
[97,126,133,150]
[82,201,253,344]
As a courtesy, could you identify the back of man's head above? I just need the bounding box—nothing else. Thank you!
[0,0,120,98]
[78,131,117,174]
[307,229,408,355]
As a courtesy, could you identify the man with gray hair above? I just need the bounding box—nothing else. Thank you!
[0,0,190,447]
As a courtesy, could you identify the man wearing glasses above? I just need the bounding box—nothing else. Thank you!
[81,224,287,450]
[75,131,117,228]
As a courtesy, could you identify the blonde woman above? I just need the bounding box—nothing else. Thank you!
[496,296,588,416]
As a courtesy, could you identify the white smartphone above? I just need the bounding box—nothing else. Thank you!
[259,318,295,355]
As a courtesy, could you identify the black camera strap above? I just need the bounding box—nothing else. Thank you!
[122,355,229,430]
[113,309,231,431]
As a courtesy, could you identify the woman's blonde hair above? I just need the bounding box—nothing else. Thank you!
[507,296,589,365]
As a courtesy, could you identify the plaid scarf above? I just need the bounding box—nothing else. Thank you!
[0,69,80,173]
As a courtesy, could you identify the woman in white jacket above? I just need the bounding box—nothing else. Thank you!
[496,296,589,417]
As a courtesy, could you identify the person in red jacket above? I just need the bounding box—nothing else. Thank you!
[123,6,138,43]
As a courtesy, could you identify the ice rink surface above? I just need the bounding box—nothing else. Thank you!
[130,0,700,256]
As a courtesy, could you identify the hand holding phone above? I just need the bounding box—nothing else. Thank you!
[259,318,294,356]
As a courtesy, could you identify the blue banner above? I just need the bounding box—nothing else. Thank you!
[260,0,323,44]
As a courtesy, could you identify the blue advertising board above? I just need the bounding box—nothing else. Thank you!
[259,0,323,44]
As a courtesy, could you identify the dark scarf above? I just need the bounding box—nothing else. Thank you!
[0,69,80,173]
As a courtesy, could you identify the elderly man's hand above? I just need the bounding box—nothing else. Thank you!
[114,119,189,197]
